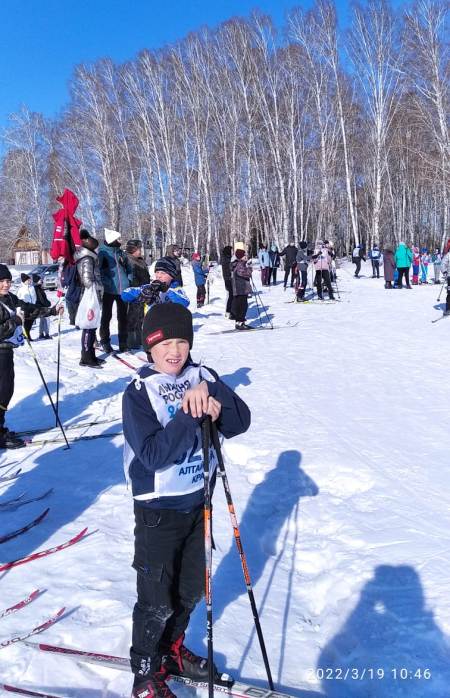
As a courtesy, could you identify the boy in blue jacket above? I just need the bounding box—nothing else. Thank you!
[191,252,209,307]
[123,303,250,697]
[121,257,189,311]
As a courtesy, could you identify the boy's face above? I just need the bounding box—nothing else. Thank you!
[0,278,11,295]
[155,270,173,285]
[151,338,190,375]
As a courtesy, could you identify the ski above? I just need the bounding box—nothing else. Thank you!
[432,313,450,323]
[0,527,90,572]
[24,432,122,447]
[113,353,140,371]
[0,607,65,648]
[0,590,41,620]
[0,488,53,511]
[0,508,49,544]
[1,685,63,697]
[23,640,298,697]
[0,468,22,484]
[0,459,18,470]
[17,417,120,438]
[208,322,299,336]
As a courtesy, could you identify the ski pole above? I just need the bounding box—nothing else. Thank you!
[55,310,62,426]
[210,422,275,691]
[437,279,446,302]
[250,278,273,329]
[23,330,70,450]
[201,417,214,698]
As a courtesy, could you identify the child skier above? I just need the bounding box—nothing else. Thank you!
[123,303,251,697]
[0,264,63,449]
[191,252,208,308]
[122,257,189,311]
[412,246,420,285]
[32,274,52,339]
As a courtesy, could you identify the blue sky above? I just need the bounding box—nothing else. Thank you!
[0,0,359,130]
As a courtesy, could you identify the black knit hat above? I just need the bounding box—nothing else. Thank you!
[32,273,42,284]
[143,303,193,350]
[154,257,177,279]
[126,239,142,254]
[0,264,12,281]
[21,273,31,282]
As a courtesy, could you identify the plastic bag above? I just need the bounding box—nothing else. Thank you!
[75,286,100,329]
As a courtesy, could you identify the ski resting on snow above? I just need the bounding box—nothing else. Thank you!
[0,685,63,697]
[22,640,299,697]
[0,607,65,648]
[0,528,90,572]
[0,508,49,544]
[0,488,53,510]
[0,589,41,620]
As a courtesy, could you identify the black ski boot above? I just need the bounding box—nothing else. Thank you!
[0,428,26,450]
[132,668,176,698]
[79,350,103,368]
[162,634,232,687]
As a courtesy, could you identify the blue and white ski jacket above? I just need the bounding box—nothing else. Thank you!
[121,281,190,308]
[122,362,251,511]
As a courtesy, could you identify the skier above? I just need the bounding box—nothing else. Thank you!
[412,246,420,285]
[123,302,251,698]
[279,240,298,290]
[165,244,183,287]
[191,252,209,308]
[17,273,37,340]
[268,244,280,285]
[230,249,253,330]
[98,228,132,354]
[352,244,366,277]
[394,242,413,289]
[125,239,151,350]
[75,230,104,368]
[0,264,63,449]
[32,274,52,340]
[61,260,82,326]
[441,252,450,316]
[220,245,234,319]
[382,246,396,289]
[295,241,311,301]
[312,241,335,300]
[257,244,270,286]
[121,257,190,310]
[369,244,382,278]
[420,248,430,284]
[431,250,442,284]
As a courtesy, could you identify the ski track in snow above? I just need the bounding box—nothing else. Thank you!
[1,260,449,697]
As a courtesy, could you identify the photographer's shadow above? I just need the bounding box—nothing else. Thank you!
[319,564,450,697]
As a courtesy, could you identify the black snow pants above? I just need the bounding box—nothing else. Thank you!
[315,270,335,299]
[130,503,205,677]
[100,292,128,350]
[0,349,15,430]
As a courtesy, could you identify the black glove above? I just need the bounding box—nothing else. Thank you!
[140,280,168,303]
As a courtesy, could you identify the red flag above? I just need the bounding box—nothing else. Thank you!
[50,189,82,263]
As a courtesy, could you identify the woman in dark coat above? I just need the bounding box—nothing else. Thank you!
[125,239,150,349]
[383,246,396,289]
[231,250,253,330]
[220,245,234,318]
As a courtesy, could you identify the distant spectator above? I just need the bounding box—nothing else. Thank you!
[165,244,183,287]
[220,246,234,318]
[125,239,150,350]
[17,273,37,340]
[280,240,298,290]
[98,228,132,354]
[352,244,366,278]
[369,244,382,278]
[268,244,280,285]
[412,246,420,285]
[191,252,209,308]
[431,250,442,285]
[257,244,270,286]
[420,248,430,284]
[394,242,413,289]
[32,274,52,340]
[383,246,396,289]
[61,261,82,326]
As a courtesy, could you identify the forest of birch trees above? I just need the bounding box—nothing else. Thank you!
[0,0,448,259]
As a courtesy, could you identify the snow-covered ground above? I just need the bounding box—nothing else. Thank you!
[0,259,449,697]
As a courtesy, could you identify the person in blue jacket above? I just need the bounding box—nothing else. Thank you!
[123,303,250,697]
[98,228,132,354]
[191,252,208,307]
[121,257,190,311]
